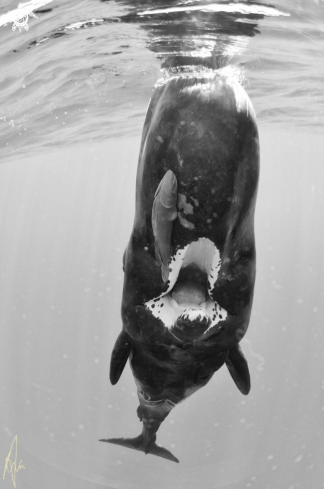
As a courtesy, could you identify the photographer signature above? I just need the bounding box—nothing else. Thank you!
[3,436,25,488]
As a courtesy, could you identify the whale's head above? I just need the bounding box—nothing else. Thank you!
[144,169,229,343]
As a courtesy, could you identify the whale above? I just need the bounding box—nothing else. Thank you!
[100,70,259,463]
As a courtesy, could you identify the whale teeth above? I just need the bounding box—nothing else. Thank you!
[144,238,228,333]
[152,170,178,282]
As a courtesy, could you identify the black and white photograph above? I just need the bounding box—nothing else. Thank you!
[0,1,323,488]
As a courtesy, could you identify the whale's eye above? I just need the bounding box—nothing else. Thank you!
[140,389,151,401]
[199,374,209,381]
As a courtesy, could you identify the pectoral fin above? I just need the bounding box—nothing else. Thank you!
[110,331,132,385]
[226,344,251,395]
[152,170,177,282]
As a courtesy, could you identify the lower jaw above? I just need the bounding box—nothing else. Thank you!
[144,291,228,342]
[170,314,211,342]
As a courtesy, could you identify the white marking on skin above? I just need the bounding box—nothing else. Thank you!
[145,238,227,331]
[191,196,199,207]
[205,302,227,333]
[178,212,195,230]
[178,193,194,214]
[177,152,184,167]
[147,294,227,330]
[181,309,206,321]
[208,245,222,291]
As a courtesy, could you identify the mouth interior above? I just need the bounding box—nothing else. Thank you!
[145,238,228,332]
[171,280,206,307]
[171,272,207,307]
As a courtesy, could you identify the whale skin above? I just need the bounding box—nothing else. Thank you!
[101,71,259,463]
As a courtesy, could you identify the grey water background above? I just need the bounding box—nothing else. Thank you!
[0,0,324,488]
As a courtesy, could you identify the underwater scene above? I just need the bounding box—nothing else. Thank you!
[0,1,323,488]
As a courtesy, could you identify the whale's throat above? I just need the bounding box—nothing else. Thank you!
[172,278,207,307]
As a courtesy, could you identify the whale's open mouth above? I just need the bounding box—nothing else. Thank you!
[145,238,228,341]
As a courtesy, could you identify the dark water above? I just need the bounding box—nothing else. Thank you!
[0,1,323,488]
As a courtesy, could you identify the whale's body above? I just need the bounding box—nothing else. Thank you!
[102,71,259,463]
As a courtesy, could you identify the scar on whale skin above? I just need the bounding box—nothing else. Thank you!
[178,193,194,214]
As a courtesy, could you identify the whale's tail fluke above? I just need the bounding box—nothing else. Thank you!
[100,435,179,463]
[102,388,178,462]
